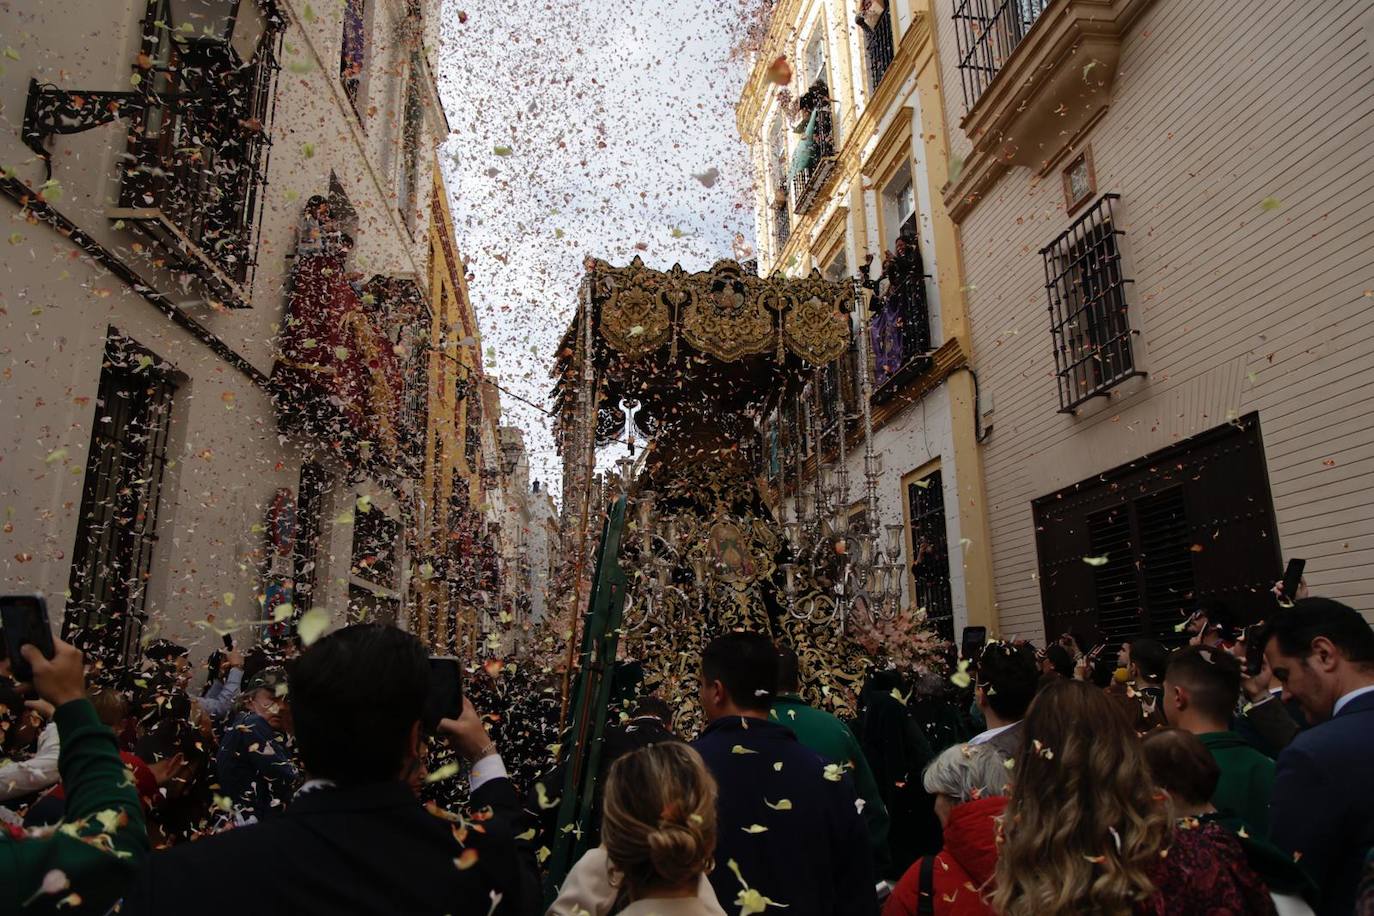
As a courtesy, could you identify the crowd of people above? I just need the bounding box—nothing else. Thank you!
[0,588,1372,915]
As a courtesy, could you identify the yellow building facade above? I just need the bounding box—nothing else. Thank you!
[414,165,496,654]
[738,0,996,637]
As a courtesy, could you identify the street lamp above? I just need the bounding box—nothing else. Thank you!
[21,0,278,175]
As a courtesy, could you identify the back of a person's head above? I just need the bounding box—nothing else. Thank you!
[992,679,1171,916]
[289,624,428,785]
[701,632,778,712]
[135,716,206,768]
[922,742,1010,803]
[1141,728,1219,810]
[1130,638,1169,684]
[631,694,673,724]
[603,742,718,898]
[136,672,191,725]
[88,687,129,728]
[241,646,272,686]
[1043,644,1074,678]
[977,641,1038,721]
[1164,645,1240,725]
[1262,598,1374,666]
[1197,597,1239,642]
[144,639,188,667]
[776,644,800,694]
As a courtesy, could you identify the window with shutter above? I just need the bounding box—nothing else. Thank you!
[1034,414,1281,645]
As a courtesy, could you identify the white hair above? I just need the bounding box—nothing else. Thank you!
[922,742,1011,802]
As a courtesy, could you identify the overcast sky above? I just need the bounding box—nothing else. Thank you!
[436,0,763,496]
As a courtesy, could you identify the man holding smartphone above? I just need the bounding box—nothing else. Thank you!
[122,623,539,915]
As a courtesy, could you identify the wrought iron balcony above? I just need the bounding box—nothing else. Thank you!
[790,104,837,216]
[21,1,283,309]
[953,0,1050,111]
[113,44,277,307]
[869,243,933,403]
[862,6,896,94]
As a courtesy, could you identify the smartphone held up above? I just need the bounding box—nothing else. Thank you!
[0,594,57,683]
[423,656,464,732]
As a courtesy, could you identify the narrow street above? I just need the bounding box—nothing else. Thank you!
[1,1,1372,914]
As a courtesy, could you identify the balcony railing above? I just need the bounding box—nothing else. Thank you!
[790,91,837,215]
[869,243,933,403]
[862,7,896,94]
[116,29,280,307]
[953,0,1050,111]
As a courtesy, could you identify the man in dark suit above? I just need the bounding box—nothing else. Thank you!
[585,694,677,847]
[600,694,676,764]
[1264,598,1374,916]
[692,632,876,916]
[121,624,539,915]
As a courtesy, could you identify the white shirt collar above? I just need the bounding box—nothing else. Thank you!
[294,778,338,798]
[969,721,1016,745]
[1333,684,1374,717]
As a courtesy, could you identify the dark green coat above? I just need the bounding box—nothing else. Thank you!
[1200,730,1275,836]
[1,698,149,915]
[771,695,890,873]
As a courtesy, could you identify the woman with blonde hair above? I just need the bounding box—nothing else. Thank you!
[993,678,1274,915]
[550,742,724,915]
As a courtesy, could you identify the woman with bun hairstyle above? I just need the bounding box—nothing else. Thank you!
[550,742,724,915]
[602,742,722,914]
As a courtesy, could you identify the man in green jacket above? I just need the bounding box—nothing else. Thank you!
[771,646,891,876]
[1163,645,1276,834]
[1,637,149,914]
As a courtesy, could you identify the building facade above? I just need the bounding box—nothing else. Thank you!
[738,0,996,640]
[411,163,503,655]
[928,0,1374,638]
[0,0,452,661]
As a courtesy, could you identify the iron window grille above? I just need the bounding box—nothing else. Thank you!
[397,48,424,234]
[1042,194,1142,412]
[341,0,367,113]
[119,0,282,296]
[908,470,955,641]
[65,334,178,666]
[860,6,897,95]
[1085,486,1197,645]
[869,232,933,403]
[772,200,792,256]
[953,0,1049,111]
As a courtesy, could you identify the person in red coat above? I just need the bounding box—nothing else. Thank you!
[883,743,1010,916]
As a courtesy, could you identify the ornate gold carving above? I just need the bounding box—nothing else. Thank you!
[776,273,853,365]
[681,265,775,361]
[585,258,851,364]
[598,257,671,361]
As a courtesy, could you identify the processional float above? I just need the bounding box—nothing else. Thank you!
[546,256,925,896]
[553,256,917,720]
